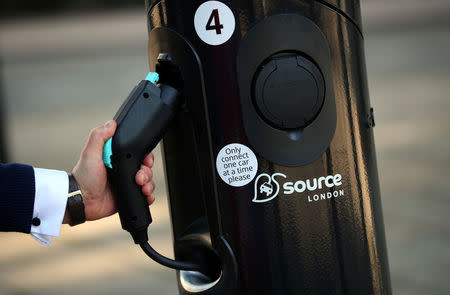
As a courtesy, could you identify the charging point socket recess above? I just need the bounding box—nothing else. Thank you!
[237,14,337,167]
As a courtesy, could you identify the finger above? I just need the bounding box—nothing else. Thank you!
[147,193,155,205]
[83,120,117,158]
[141,164,153,180]
[135,164,153,186]
[143,153,154,168]
[140,164,153,177]
[103,120,117,139]
[135,169,148,186]
[149,180,155,193]
[142,182,154,197]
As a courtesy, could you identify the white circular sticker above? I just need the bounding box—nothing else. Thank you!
[194,1,236,46]
[216,143,258,187]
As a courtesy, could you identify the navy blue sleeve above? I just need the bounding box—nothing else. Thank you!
[0,163,36,233]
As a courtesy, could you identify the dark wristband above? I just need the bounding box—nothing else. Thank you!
[67,173,86,226]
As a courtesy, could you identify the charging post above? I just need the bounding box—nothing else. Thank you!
[140,1,392,294]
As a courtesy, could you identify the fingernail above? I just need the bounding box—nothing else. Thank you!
[104,120,113,129]
[142,174,148,183]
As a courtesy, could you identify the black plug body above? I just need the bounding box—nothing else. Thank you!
[106,80,182,244]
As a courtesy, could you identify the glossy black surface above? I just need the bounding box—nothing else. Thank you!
[146,0,361,30]
[147,0,391,294]
[110,81,182,243]
[235,13,337,167]
[0,68,6,162]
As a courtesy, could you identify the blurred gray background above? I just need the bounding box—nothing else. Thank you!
[1,0,449,294]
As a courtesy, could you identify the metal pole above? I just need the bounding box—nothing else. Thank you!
[146,1,392,294]
[0,61,7,162]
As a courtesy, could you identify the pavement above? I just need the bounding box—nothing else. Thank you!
[0,2,449,294]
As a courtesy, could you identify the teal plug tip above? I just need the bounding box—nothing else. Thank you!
[103,138,113,169]
[145,72,159,83]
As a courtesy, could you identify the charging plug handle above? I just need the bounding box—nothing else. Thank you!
[105,79,203,272]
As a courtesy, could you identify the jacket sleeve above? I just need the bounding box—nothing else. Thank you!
[0,163,36,233]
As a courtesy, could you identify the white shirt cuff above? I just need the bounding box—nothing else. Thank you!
[31,168,69,246]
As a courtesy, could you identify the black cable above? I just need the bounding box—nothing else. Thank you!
[139,241,203,271]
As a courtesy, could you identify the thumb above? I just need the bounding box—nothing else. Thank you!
[103,120,117,140]
[83,120,117,159]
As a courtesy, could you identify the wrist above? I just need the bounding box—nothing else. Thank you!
[64,173,86,226]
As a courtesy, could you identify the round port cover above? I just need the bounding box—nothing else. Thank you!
[253,55,325,129]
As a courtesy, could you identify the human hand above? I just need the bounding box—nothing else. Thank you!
[64,120,155,224]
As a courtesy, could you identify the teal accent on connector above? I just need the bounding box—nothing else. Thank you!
[145,72,159,83]
[103,138,113,169]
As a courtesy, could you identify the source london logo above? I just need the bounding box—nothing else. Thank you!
[252,173,345,203]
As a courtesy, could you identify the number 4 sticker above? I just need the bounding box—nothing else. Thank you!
[194,1,236,46]
[206,9,224,34]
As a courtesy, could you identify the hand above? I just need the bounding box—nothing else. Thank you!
[64,120,155,223]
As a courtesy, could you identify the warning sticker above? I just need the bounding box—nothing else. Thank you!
[216,143,258,187]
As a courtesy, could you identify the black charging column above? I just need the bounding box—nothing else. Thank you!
[146,0,392,294]
[0,66,7,163]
